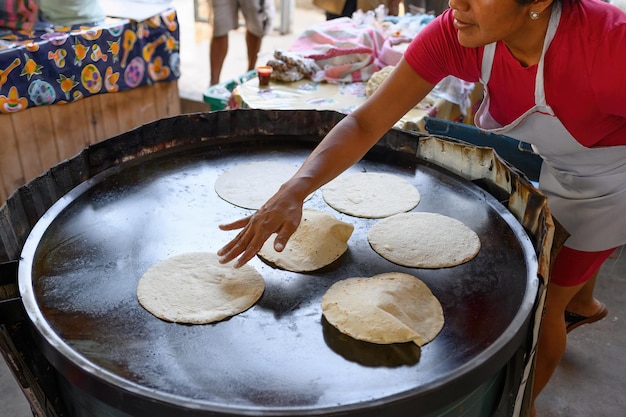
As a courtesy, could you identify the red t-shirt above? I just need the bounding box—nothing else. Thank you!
[405,0,626,148]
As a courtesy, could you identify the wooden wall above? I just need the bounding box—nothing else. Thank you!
[0,81,181,203]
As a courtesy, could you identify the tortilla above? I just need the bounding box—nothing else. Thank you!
[365,65,394,97]
[322,172,420,218]
[367,212,480,268]
[215,161,309,210]
[321,272,444,346]
[137,252,264,324]
[258,209,354,272]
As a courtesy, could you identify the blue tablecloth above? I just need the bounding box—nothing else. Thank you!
[0,8,179,114]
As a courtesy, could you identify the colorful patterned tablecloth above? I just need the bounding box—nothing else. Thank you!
[0,8,179,114]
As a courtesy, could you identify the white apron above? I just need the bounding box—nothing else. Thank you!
[474,1,626,251]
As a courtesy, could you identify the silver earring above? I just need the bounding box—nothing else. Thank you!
[530,10,540,20]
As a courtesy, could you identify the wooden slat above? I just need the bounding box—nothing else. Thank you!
[49,102,93,160]
[114,86,159,133]
[0,114,14,202]
[78,95,102,146]
[153,81,182,118]
[0,81,181,203]
[96,93,123,140]
[8,109,45,184]
[0,117,24,203]
[30,106,61,171]
[0,171,5,203]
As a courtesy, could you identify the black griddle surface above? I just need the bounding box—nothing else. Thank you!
[19,138,537,416]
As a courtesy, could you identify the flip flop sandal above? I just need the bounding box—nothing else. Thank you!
[565,303,608,333]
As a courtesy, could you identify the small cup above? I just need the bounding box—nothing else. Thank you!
[256,66,273,87]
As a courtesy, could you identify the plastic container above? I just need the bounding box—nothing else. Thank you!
[203,69,257,111]
[256,65,273,87]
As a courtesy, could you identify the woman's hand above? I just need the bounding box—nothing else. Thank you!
[217,60,432,268]
[217,190,304,268]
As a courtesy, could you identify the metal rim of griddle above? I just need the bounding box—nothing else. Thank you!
[15,110,539,417]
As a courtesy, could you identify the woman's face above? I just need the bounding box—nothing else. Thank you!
[448,0,537,48]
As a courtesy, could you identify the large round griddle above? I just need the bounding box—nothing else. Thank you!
[17,113,538,417]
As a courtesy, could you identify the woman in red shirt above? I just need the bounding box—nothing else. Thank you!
[218,0,626,414]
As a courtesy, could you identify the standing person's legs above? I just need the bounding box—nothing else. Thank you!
[403,0,447,15]
[530,246,615,415]
[239,0,275,72]
[245,31,262,72]
[387,0,401,16]
[210,35,228,85]
[556,246,614,331]
[323,0,356,19]
[209,0,239,85]
[565,271,603,318]
[530,281,582,415]
[342,0,357,16]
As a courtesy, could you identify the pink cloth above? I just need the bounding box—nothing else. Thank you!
[289,17,386,83]
[378,36,412,67]
[0,0,39,30]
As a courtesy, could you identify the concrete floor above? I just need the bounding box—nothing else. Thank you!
[535,248,626,417]
[1,2,625,416]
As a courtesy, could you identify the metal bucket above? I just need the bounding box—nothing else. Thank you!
[0,110,555,417]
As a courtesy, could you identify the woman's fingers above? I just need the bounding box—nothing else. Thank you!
[228,235,264,268]
[218,216,252,231]
[217,205,302,268]
[272,220,299,252]
[217,222,256,265]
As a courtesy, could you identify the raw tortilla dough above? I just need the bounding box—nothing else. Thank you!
[258,209,354,272]
[215,161,311,210]
[321,272,444,346]
[367,212,481,268]
[322,172,420,218]
[365,66,395,97]
[137,252,264,324]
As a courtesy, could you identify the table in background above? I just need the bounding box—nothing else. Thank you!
[0,8,181,203]
[232,77,469,133]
